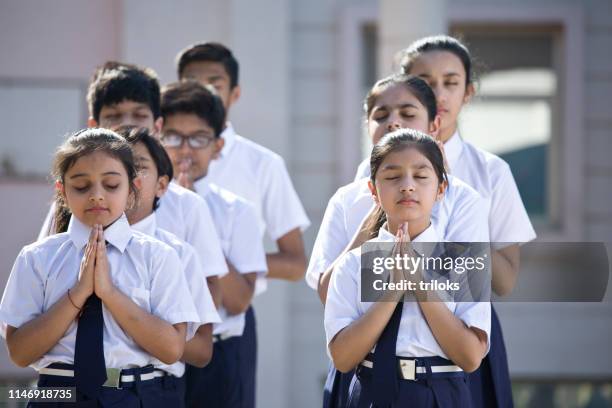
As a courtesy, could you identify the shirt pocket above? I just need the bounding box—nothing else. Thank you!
[118,285,152,313]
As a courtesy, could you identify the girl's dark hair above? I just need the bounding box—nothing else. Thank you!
[399,35,474,87]
[364,73,437,121]
[52,128,138,234]
[366,128,447,238]
[117,126,174,211]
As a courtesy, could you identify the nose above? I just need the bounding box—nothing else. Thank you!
[399,176,416,193]
[89,185,105,203]
[386,112,403,132]
[179,138,192,154]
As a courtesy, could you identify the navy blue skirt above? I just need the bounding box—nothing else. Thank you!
[322,360,353,408]
[347,357,471,408]
[467,306,513,408]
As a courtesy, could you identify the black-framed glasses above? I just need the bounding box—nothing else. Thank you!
[160,131,216,149]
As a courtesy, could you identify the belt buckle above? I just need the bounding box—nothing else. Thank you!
[399,359,416,381]
[103,368,122,389]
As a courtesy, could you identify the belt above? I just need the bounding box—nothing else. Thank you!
[360,355,463,381]
[39,364,168,389]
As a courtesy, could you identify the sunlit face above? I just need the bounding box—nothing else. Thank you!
[161,113,224,182]
[368,146,445,235]
[61,151,131,228]
[125,142,169,225]
[92,101,162,133]
[367,84,440,145]
[406,51,473,140]
[181,61,240,113]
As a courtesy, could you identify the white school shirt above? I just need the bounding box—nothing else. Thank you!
[0,214,200,375]
[38,183,228,278]
[324,223,491,359]
[205,123,310,294]
[131,212,221,377]
[444,131,536,246]
[193,179,268,337]
[305,176,489,290]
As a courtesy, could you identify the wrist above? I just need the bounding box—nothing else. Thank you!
[69,285,89,308]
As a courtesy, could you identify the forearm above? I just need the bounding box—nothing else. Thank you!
[329,300,399,373]
[102,288,186,364]
[417,299,487,372]
[266,228,307,281]
[266,251,306,281]
[220,264,256,315]
[182,324,213,368]
[491,245,520,297]
[207,276,222,309]
[5,289,85,367]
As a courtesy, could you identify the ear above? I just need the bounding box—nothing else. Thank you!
[436,179,448,201]
[463,83,475,105]
[212,137,225,160]
[156,175,170,198]
[429,115,442,140]
[87,117,98,128]
[228,85,241,107]
[153,117,164,135]
[367,179,380,205]
[133,176,143,191]
[55,180,65,197]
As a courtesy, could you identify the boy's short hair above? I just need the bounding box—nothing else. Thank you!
[117,126,174,211]
[161,80,226,138]
[87,61,161,122]
[176,42,239,88]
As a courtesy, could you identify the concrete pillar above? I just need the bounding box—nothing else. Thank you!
[378,0,448,76]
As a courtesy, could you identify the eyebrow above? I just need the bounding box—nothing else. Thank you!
[375,103,419,111]
[418,72,461,78]
[69,171,122,179]
[380,163,433,171]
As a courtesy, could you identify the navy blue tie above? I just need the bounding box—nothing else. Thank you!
[371,301,403,407]
[74,294,107,398]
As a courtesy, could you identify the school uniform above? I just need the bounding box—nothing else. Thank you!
[185,179,268,407]
[0,214,200,407]
[131,212,222,369]
[324,223,491,407]
[308,173,488,408]
[444,130,536,408]
[204,123,310,407]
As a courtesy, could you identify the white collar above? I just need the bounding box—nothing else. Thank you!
[68,214,132,253]
[193,176,212,198]
[376,222,439,257]
[219,122,237,158]
[130,212,157,236]
[444,130,463,170]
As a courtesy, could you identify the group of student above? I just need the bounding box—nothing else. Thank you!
[0,34,535,408]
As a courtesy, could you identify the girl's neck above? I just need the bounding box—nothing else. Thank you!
[387,217,431,240]
[439,124,457,144]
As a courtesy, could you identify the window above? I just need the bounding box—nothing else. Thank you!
[450,26,562,228]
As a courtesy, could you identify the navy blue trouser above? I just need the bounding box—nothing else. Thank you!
[467,306,513,408]
[28,363,181,408]
[238,305,257,408]
[184,336,242,407]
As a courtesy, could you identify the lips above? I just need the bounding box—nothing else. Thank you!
[86,207,109,213]
[397,198,419,206]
